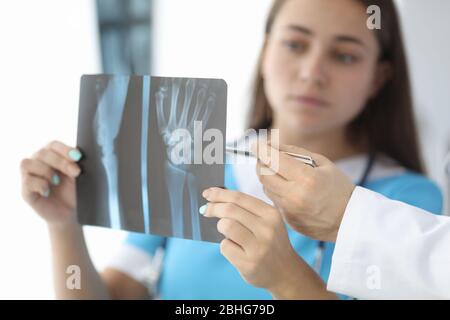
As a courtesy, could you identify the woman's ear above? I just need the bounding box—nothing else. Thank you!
[369,61,393,98]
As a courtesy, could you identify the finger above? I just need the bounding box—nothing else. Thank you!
[256,160,290,196]
[32,148,80,178]
[252,140,312,180]
[203,202,258,233]
[22,174,51,199]
[262,187,288,211]
[217,218,256,252]
[203,187,275,219]
[220,238,246,266]
[20,158,59,185]
[46,140,83,163]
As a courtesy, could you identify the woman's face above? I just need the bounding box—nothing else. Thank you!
[262,0,387,134]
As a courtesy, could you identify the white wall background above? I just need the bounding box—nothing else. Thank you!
[0,0,448,299]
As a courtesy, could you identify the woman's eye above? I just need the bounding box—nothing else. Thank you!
[335,53,359,64]
[282,40,305,52]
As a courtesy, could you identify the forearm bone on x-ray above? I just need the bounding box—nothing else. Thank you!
[93,77,130,229]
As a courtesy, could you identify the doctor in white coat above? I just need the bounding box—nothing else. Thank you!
[254,142,450,299]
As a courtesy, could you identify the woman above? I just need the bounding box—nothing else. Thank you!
[20,0,442,299]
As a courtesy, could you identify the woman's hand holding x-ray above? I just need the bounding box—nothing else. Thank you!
[155,78,216,240]
[20,141,82,227]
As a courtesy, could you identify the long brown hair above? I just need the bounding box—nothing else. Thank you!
[247,0,424,173]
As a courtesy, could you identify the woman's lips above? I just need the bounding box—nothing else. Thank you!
[291,95,330,108]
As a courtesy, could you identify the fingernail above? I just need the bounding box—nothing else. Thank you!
[199,204,207,215]
[68,149,82,162]
[51,174,60,186]
[42,189,50,198]
[202,189,210,199]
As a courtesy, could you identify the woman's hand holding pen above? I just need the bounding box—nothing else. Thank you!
[20,141,83,228]
[253,141,355,243]
[200,187,337,299]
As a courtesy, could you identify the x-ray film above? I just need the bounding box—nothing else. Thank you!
[76,75,227,243]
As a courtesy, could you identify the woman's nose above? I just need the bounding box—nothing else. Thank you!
[298,51,328,88]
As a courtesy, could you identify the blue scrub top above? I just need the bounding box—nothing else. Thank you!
[124,163,443,299]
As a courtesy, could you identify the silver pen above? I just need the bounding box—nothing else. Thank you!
[225,147,317,168]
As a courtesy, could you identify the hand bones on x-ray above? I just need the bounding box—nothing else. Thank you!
[155,78,216,240]
[93,77,130,229]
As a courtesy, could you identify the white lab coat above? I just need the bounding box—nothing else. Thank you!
[327,186,450,299]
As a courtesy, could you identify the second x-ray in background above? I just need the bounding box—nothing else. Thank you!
[76,75,227,243]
